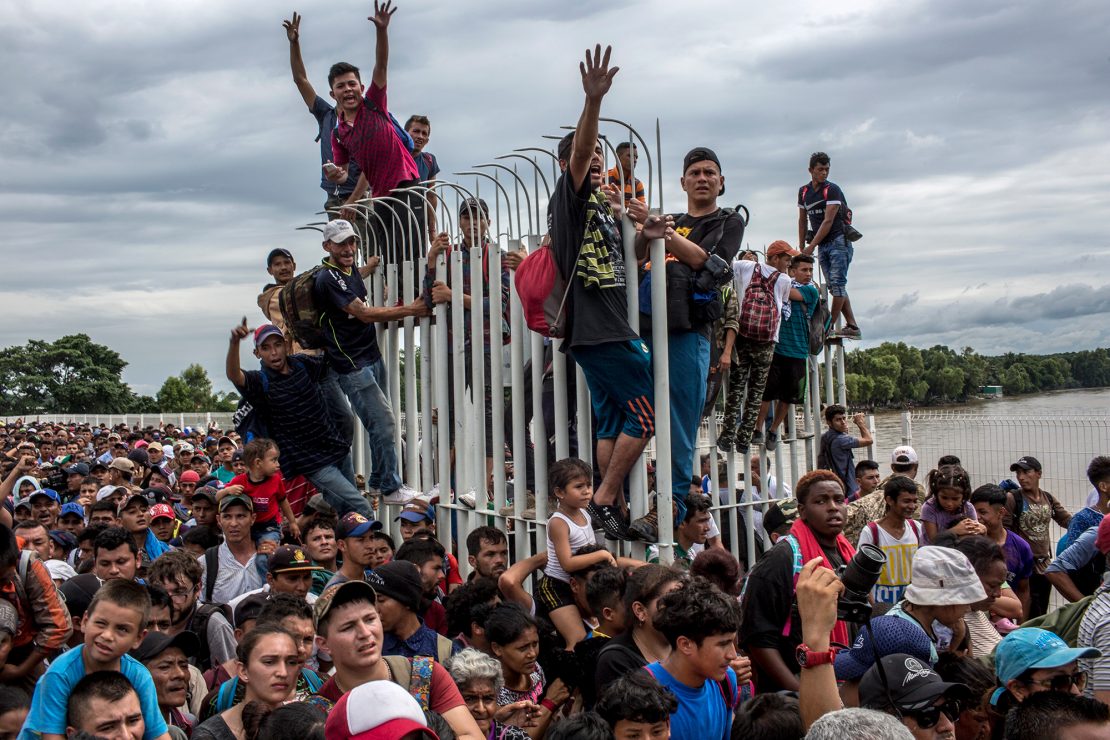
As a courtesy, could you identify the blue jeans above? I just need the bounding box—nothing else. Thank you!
[306,463,373,518]
[818,234,852,297]
[334,359,402,495]
[251,521,282,577]
[645,331,710,525]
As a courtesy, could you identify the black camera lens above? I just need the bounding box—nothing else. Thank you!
[840,544,886,595]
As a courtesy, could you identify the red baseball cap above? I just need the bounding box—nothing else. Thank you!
[148,503,175,521]
[325,681,437,740]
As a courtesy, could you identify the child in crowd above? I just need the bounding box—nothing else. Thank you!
[538,458,615,649]
[21,579,169,740]
[921,464,983,543]
[856,475,922,604]
[971,483,1034,618]
[219,438,300,576]
[595,671,678,739]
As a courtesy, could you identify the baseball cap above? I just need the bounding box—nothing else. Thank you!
[835,615,936,681]
[108,458,135,475]
[322,219,357,244]
[59,502,86,520]
[904,546,986,607]
[314,580,378,631]
[218,494,254,513]
[267,247,294,267]
[766,240,798,260]
[179,470,200,484]
[990,628,1101,705]
[96,485,126,502]
[367,561,425,613]
[253,324,285,348]
[175,442,195,454]
[682,147,722,175]
[63,462,90,477]
[325,680,437,740]
[459,197,489,218]
[891,445,920,465]
[133,440,149,450]
[47,530,77,550]
[148,503,176,521]
[192,454,212,465]
[129,630,201,664]
[217,436,234,448]
[191,486,218,504]
[127,449,150,467]
[59,573,103,622]
[762,498,799,535]
[45,559,77,583]
[119,492,152,512]
[89,460,109,472]
[1010,456,1042,473]
[269,545,323,575]
[29,489,60,504]
[234,593,269,629]
[336,512,382,539]
[394,498,434,524]
[860,654,972,711]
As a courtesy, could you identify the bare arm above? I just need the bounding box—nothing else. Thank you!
[749,647,799,693]
[357,256,381,278]
[1046,570,1085,603]
[805,204,839,254]
[342,296,431,324]
[796,558,844,731]
[798,208,808,251]
[368,1,395,90]
[991,586,1023,621]
[438,705,484,740]
[498,551,548,610]
[225,320,250,389]
[342,173,369,210]
[851,413,873,446]
[569,45,618,192]
[283,13,316,109]
[550,517,615,572]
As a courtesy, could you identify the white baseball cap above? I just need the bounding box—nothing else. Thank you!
[325,680,437,740]
[891,445,919,465]
[904,546,986,607]
[322,219,357,244]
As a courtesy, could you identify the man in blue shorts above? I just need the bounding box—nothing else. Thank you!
[799,151,860,339]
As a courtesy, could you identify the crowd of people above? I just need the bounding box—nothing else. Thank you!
[2,6,1109,740]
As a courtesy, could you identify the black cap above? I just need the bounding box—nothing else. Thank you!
[267,248,294,268]
[127,449,150,467]
[191,486,218,504]
[1010,456,1042,473]
[59,573,103,622]
[459,198,489,218]
[366,560,423,613]
[682,147,724,195]
[859,654,972,711]
[234,593,269,628]
[63,463,90,477]
[129,630,201,663]
[268,545,323,575]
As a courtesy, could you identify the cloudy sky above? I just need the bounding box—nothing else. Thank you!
[2,0,1109,395]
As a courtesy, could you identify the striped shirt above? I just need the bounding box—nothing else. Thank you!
[1079,586,1110,697]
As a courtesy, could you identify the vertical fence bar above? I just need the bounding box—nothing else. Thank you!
[648,235,673,564]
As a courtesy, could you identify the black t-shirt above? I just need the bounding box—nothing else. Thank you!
[235,356,350,478]
[594,629,646,688]
[312,261,382,373]
[798,180,846,244]
[548,170,637,350]
[738,537,846,691]
[666,208,745,337]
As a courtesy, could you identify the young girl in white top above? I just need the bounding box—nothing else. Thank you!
[539,458,616,648]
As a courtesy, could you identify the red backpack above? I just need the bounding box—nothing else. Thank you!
[514,238,572,337]
[736,266,781,342]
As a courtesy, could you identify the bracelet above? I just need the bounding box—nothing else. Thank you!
[539,699,557,713]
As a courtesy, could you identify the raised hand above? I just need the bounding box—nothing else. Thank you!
[580,44,618,101]
[369,0,396,30]
[283,12,301,43]
[640,214,674,241]
[230,317,251,343]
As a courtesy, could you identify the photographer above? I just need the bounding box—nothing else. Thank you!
[739,470,856,692]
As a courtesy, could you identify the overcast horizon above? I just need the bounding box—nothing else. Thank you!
[2,1,1109,396]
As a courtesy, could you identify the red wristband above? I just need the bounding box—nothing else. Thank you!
[540,699,557,713]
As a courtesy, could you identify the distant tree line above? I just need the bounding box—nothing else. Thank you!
[844,342,1110,407]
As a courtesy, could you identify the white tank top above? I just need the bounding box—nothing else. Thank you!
[545,510,597,583]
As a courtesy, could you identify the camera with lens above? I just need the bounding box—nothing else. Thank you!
[692,253,733,293]
[836,544,886,623]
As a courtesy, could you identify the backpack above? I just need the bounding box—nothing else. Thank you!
[203,546,222,603]
[800,289,830,355]
[515,239,574,337]
[736,266,781,342]
[190,602,234,672]
[278,265,327,350]
[801,183,855,228]
[866,519,922,545]
[1019,591,1100,647]
[384,655,436,711]
[817,430,852,493]
[364,98,415,153]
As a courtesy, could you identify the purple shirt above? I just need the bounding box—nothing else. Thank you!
[920,498,977,544]
[1002,529,1035,585]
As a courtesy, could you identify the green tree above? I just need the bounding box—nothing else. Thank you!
[156,376,195,412]
[0,334,139,414]
[156,365,237,412]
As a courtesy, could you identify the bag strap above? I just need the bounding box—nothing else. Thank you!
[908,519,921,542]
[409,656,434,712]
[216,677,239,713]
[866,521,879,543]
[17,550,31,583]
[437,635,453,665]
[204,546,220,603]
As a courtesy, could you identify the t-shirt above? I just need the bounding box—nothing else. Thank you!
[798,180,846,244]
[1001,529,1035,587]
[214,466,236,485]
[313,261,382,373]
[1078,587,1110,698]
[820,429,859,494]
[234,355,350,479]
[414,150,440,182]
[646,662,737,740]
[919,499,977,544]
[20,645,169,740]
[1066,507,1105,549]
[857,520,920,604]
[886,603,941,662]
[730,261,793,343]
[498,664,545,705]
[310,96,361,195]
[196,542,265,605]
[606,168,645,202]
[595,630,646,687]
[330,82,419,199]
[314,661,466,715]
[549,169,637,351]
[229,473,286,524]
[667,209,744,338]
[776,282,820,359]
[739,537,846,690]
[382,621,457,660]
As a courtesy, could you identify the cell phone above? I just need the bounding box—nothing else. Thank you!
[323,162,340,174]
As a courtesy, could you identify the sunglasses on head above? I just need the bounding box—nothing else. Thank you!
[1024,670,1087,692]
[904,699,962,730]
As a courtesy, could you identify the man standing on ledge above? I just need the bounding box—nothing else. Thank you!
[549,45,669,540]
[799,151,860,340]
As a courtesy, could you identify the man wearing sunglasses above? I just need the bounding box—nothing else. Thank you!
[860,653,972,740]
[990,627,1101,711]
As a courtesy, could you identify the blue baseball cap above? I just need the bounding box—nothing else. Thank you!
[394,498,434,524]
[834,615,935,681]
[29,489,60,504]
[990,628,1101,705]
[59,502,86,520]
[336,512,383,539]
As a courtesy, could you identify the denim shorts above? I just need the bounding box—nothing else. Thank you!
[818,235,852,297]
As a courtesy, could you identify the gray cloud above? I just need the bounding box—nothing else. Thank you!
[1,0,1109,395]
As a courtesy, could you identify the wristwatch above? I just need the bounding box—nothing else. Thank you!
[796,643,836,669]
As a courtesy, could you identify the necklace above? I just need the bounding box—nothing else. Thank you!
[632,630,666,664]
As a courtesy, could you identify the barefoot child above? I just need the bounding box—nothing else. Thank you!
[538,458,616,648]
[219,438,300,576]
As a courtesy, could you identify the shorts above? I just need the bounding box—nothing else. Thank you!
[536,575,576,613]
[818,235,852,297]
[572,339,655,440]
[762,354,807,404]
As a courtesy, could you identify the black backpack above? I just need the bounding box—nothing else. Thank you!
[278,265,327,350]
[188,601,233,671]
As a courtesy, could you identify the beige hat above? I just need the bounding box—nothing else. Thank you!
[904,546,986,606]
[108,458,135,474]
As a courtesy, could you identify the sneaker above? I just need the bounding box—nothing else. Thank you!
[628,506,659,542]
[735,441,750,455]
[795,430,815,440]
[716,434,734,453]
[587,501,629,540]
[381,485,418,506]
[765,431,779,451]
[839,325,862,340]
[750,431,764,446]
[457,490,477,509]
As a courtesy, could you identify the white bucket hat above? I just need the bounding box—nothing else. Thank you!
[904,546,987,606]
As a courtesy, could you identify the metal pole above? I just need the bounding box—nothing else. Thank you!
[649,235,672,565]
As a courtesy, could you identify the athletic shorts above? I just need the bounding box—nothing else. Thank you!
[572,339,655,440]
[761,354,807,404]
[536,574,576,613]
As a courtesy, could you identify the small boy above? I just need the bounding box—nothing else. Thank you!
[576,565,628,709]
[20,578,169,740]
[219,437,300,576]
[595,670,678,739]
[856,476,921,604]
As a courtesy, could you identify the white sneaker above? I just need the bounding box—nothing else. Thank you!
[381,485,418,505]
[458,490,477,509]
